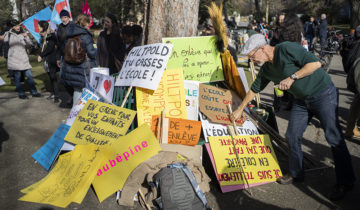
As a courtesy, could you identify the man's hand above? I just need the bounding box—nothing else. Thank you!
[56,60,61,68]
[37,56,42,62]
[279,77,295,90]
[230,109,243,123]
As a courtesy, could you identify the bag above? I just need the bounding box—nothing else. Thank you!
[153,164,210,210]
[3,33,11,59]
[64,35,86,64]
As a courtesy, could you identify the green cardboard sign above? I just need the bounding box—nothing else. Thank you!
[162,36,224,82]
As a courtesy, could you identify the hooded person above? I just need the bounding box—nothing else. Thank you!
[96,13,125,75]
[61,14,97,107]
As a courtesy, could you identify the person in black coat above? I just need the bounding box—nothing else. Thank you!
[61,14,97,107]
[38,21,60,103]
[96,13,125,75]
[318,13,328,49]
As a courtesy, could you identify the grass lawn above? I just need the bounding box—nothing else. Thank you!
[0,55,61,93]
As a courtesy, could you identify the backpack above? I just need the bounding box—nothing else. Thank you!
[64,35,86,64]
[153,164,210,210]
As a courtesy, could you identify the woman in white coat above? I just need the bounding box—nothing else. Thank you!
[4,19,41,99]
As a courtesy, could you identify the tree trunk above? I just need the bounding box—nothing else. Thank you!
[223,0,229,25]
[254,0,260,19]
[146,0,200,44]
[350,0,360,28]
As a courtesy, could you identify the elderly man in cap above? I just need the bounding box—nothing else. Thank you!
[230,34,355,201]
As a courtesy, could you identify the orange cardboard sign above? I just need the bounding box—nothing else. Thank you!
[199,84,245,126]
[151,116,202,146]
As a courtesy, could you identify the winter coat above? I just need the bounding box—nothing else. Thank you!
[56,22,72,58]
[347,57,360,94]
[318,19,328,38]
[40,32,59,68]
[96,30,125,75]
[304,21,315,37]
[61,24,97,89]
[4,30,32,71]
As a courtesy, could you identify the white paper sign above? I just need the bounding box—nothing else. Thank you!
[199,112,259,142]
[0,76,5,86]
[90,72,114,103]
[65,88,100,126]
[115,43,173,90]
[90,67,109,82]
[237,67,249,93]
[184,80,199,121]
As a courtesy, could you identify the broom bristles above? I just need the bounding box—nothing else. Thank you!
[207,2,228,50]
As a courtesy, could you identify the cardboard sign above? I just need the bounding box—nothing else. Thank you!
[208,135,283,186]
[184,80,199,121]
[19,144,105,208]
[115,43,173,90]
[199,112,259,142]
[92,124,162,202]
[90,72,114,103]
[205,144,270,193]
[199,84,245,126]
[151,116,202,146]
[65,88,101,126]
[162,36,224,82]
[136,68,187,126]
[65,100,136,146]
[32,124,70,171]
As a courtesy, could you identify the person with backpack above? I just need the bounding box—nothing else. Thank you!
[96,13,125,75]
[37,21,60,103]
[4,19,41,99]
[61,14,97,107]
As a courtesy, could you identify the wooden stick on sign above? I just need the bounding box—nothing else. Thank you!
[157,114,162,143]
[161,109,168,144]
[120,86,133,108]
[227,104,253,196]
[249,61,261,108]
[138,189,151,210]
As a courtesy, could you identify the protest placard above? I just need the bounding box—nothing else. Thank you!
[151,116,202,146]
[32,124,70,171]
[92,124,162,202]
[204,144,269,193]
[90,72,114,103]
[208,135,283,186]
[237,67,250,93]
[65,100,136,146]
[199,112,258,142]
[184,80,199,121]
[19,144,105,208]
[199,84,245,126]
[65,88,101,126]
[136,68,187,126]
[0,76,5,86]
[115,43,173,90]
[162,36,224,82]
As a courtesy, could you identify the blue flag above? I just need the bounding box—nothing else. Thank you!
[22,6,52,43]
[32,124,70,171]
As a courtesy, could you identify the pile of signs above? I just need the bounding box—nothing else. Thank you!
[20,37,283,208]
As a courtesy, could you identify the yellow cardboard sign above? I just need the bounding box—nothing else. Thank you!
[136,68,187,126]
[208,135,282,186]
[92,124,162,202]
[19,144,105,208]
[65,100,136,145]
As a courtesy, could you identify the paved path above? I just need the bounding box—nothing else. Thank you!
[0,55,358,209]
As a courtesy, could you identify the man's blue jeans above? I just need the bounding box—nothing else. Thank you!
[14,69,38,96]
[285,83,355,185]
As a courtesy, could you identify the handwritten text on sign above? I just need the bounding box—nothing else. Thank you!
[162,36,224,82]
[151,116,202,146]
[136,68,187,126]
[92,124,161,203]
[65,100,136,146]
[208,135,283,186]
[115,43,173,90]
[199,84,245,126]
[199,112,259,142]
[184,80,199,121]
[90,72,114,103]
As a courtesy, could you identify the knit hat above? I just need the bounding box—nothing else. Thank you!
[241,34,268,55]
[60,10,70,18]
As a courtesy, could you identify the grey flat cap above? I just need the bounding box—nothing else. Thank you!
[241,34,268,55]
